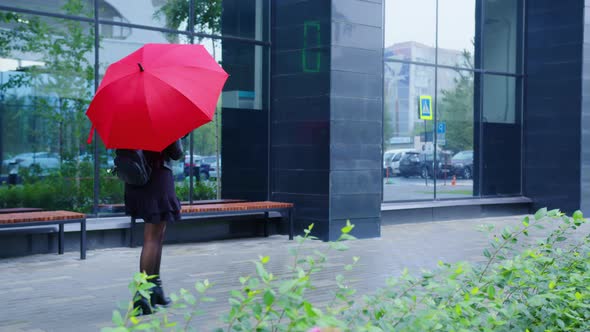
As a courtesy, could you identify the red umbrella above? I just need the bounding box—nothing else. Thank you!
[86,43,228,151]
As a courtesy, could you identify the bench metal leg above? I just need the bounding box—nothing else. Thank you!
[288,209,294,240]
[58,223,64,254]
[129,217,136,248]
[80,220,86,260]
[263,212,269,237]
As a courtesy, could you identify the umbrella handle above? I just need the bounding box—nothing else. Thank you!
[87,125,95,144]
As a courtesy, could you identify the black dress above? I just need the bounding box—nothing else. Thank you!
[124,140,183,224]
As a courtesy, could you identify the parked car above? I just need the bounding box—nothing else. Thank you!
[183,154,210,180]
[451,150,474,179]
[3,152,60,173]
[200,156,218,180]
[2,152,60,184]
[202,156,216,165]
[423,151,453,179]
[3,153,30,168]
[398,152,423,178]
[208,159,221,180]
[383,149,416,177]
[398,151,452,179]
[383,150,395,177]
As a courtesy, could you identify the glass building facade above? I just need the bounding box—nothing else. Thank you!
[2,0,587,244]
[0,0,269,215]
[382,0,524,202]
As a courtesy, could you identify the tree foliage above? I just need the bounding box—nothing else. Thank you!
[0,0,94,159]
[155,0,222,41]
[438,51,474,153]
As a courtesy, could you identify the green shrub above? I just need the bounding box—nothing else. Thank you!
[344,209,590,331]
[105,209,590,331]
[0,162,218,213]
[0,162,219,212]
[175,179,216,201]
[0,161,123,213]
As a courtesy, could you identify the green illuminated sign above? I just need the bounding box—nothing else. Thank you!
[302,21,321,72]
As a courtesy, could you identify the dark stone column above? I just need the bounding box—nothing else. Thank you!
[271,0,332,239]
[581,0,590,214]
[271,0,383,240]
[525,0,583,213]
[329,0,383,240]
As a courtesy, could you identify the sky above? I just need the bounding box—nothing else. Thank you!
[384,0,476,52]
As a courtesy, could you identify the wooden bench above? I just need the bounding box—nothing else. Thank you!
[129,201,294,247]
[98,199,245,215]
[0,211,87,259]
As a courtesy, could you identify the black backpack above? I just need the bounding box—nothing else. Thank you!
[113,149,152,186]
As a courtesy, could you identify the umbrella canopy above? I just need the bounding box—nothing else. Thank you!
[86,43,228,151]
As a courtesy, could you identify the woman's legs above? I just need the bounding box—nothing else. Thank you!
[140,222,167,276]
[154,223,166,276]
[135,221,169,314]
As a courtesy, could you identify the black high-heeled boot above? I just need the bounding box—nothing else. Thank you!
[150,278,171,307]
[133,292,153,316]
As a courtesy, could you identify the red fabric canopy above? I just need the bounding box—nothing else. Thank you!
[86,43,228,151]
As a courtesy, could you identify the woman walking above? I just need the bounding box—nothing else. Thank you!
[85,43,227,314]
[124,139,184,315]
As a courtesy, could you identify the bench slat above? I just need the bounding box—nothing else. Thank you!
[98,199,247,214]
[129,201,295,247]
[181,201,294,214]
[0,211,85,224]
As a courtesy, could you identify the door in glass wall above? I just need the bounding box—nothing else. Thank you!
[480,0,522,196]
[383,63,435,201]
[218,41,269,201]
[435,68,476,199]
[483,0,522,74]
[481,74,521,196]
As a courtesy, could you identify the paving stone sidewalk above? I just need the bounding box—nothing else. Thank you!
[0,214,582,331]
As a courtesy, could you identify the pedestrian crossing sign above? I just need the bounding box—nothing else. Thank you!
[419,95,433,120]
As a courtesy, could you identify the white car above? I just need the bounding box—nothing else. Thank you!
[383,149,416,177]
[209,160,221,179]
[184,154,203,177]
[4,152,60,174]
